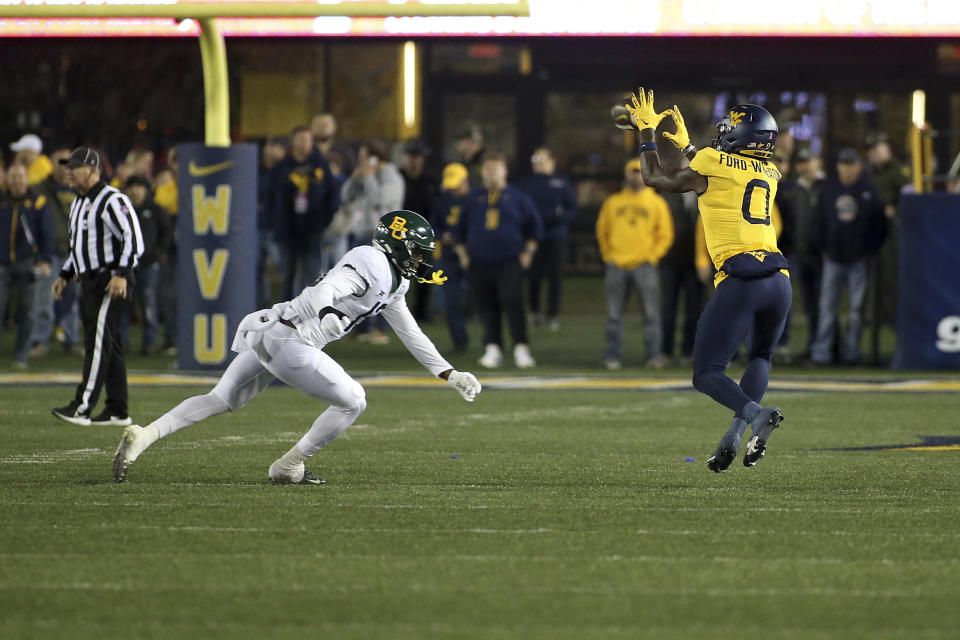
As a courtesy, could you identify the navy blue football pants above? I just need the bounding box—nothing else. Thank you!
[692,273,792,417]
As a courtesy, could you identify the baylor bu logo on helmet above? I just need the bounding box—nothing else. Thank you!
[374,210,437,280]
[388,215,408,240]
[713,104,778,160]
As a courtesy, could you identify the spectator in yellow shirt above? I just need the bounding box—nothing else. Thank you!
[153,147,178,215]
[10,134,52,186]
[596,158,674,369]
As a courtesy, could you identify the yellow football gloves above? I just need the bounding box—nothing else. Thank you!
[663,105,691,150]
[625,87,669,131]
[417,270,448,286]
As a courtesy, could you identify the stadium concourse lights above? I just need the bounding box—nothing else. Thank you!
[0,1,531,19]
[403,40,418,133]
[0,1,529,146]
[911,89,927,193]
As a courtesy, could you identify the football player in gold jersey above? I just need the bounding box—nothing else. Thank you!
[623,89,791,473]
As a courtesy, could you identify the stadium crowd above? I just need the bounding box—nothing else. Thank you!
[0,117,911,370]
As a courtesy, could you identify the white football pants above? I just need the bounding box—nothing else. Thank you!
[153,322,366,457]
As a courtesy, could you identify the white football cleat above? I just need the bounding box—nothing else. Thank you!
[112,424,151,483]
[513,343,536,369]
[478,343,503,368]
[268,461,325,485]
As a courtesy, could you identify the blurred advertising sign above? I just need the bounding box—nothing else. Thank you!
[176,143,257,371]
[3,0,960,37]
[894,194,960,370]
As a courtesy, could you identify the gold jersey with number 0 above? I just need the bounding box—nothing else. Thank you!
[689,147,783,281]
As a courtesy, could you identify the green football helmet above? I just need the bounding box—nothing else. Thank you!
[373,210,437,280]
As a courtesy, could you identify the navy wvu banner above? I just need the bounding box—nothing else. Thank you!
[894,193,960,370]
[176,143,258,370]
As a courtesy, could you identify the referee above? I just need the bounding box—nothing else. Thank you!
[52,147,144,427]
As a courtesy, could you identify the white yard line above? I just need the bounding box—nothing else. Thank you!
[3,372,960,392]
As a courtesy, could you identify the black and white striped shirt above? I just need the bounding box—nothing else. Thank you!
[60,181,144,279]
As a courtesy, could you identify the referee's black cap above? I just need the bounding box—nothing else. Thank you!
[60,147,101,170]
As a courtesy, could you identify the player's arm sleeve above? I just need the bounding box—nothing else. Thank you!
[651,197,675,263]
[103,193,145,275]
[381,297,454,377]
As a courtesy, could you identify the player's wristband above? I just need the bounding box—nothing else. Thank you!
[637,141,658,153]
[682,144,696,156]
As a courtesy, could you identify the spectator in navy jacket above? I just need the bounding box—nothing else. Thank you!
[122,176,171,354]
[455,152,543,369]
[29,147,82,357]
[515,147,577,331]
[273,125,340,300]
[810,148,887,365]
[0,164,53,367]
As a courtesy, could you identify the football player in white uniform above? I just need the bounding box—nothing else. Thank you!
[112,210,481,485]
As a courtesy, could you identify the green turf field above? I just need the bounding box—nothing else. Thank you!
[2,276,959,638]
[2,381,959,639]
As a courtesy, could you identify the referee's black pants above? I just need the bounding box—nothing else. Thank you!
[469,259,529,348]
[72,271,131,417]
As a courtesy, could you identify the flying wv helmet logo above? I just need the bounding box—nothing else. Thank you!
[389,216,408,240]
[729,111,747,127]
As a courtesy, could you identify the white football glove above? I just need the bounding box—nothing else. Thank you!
[447,370,481,402]
[318,312,349,344]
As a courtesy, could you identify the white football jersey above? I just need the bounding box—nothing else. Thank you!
[282,246,407,334]
[276,245,452,376]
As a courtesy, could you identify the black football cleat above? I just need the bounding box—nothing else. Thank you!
[742,436,767,467]
[295,469,325,485]
[743,408,783,467]
[707,447,737,473]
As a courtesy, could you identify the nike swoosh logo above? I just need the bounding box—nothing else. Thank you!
[188,160,234,177]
